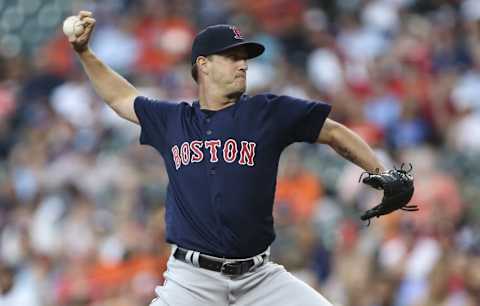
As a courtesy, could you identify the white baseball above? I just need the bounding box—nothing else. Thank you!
[63,16,84,38]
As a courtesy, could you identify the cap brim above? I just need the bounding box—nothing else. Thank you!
[213,42,265,60]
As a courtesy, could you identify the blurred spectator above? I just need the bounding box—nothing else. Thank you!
[133,0,195,74]
[275,148,323,222]
[0,263,40,306]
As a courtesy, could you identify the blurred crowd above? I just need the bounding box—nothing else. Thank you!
[1,0,480,305]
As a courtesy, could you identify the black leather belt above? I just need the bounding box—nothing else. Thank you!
[173,247,267,276]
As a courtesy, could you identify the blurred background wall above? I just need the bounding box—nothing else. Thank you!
[0,0,480,305]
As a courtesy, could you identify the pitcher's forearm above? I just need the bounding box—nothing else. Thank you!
[330,126,385,173]
[318,119,386,172]
[77,48,139,108]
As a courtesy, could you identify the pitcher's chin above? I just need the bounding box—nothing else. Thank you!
[226,88,245,100]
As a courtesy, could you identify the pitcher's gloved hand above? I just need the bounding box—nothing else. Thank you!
[359,163,418,225]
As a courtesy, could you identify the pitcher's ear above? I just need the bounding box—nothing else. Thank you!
[196,56,209,77]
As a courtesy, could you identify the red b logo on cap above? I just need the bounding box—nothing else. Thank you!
[230,26,243,40]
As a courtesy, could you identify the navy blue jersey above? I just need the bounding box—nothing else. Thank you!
[134,94,331,258]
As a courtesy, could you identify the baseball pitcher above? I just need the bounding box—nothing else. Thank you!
[67,11,416,306]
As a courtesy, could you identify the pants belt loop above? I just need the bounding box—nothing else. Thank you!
[192,251,201,267]
[259,254,265,264]
[251,255,262,269]
[185,250,194,265]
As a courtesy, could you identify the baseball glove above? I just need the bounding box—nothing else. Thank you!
[359,163,418,225]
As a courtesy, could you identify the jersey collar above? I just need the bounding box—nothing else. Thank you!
[193,95,245,120]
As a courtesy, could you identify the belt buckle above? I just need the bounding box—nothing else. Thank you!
[220,261,243,275]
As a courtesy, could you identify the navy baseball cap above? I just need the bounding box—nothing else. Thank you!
[191,24,265,66]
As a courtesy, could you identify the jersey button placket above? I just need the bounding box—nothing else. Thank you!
[204,116,215,176]
[204,116,213,135]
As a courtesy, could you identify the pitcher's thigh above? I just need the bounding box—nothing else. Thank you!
[148,283,183,306]
[148,280,215,306]
[149,259,228,306]
[239,264,333,306]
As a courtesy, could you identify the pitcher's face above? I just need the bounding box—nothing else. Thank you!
[206,47,249,98]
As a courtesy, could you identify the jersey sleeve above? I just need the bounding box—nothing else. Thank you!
[133,96,177,149]
[268,95,332,145]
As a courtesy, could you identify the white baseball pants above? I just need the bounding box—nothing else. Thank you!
[149,246,333,306]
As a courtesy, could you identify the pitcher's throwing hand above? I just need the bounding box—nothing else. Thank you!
[64,11,96,53]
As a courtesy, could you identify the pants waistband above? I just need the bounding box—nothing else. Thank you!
[171,245,270,276]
